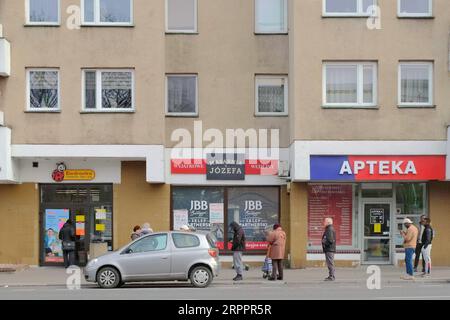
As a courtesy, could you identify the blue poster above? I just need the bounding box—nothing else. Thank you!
[44,209,70,263]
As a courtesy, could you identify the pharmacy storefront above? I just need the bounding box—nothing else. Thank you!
[306,155,446,265]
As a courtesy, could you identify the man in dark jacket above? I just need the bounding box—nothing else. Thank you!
[420,218,433,276]
[322,217,336,281]
[59,220,76,268]
[230,221,246,281]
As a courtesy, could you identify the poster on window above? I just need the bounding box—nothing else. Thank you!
[308,185,353,247]
[44,209,70,263]
[227,187,279,251]
[172,188,225,245]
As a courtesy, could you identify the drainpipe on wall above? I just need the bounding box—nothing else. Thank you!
[446,125,450,181]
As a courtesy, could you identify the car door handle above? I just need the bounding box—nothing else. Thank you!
[161,256,169,260]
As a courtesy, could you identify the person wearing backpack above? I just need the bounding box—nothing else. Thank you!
[59,219,76,268]
[420,217,434,277]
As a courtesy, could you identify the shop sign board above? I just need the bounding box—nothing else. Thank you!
[310,155,445,181]
[51,162,96,182]
[206,153,245,180]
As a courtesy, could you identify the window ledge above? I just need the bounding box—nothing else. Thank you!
[80,24,135,28]
[166,31,199,35]
[397,104,436,109]
[397,15,434,19]
[322,15,371,19]
[24,24,61,27]
[255,113,289,117]
[165,114,199,118]
[25,110,61,113]
[254,32,288,35]
[80,110,136,114]
[321,105,379,110]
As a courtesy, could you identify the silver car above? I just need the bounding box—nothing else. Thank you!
[84,231,220,288]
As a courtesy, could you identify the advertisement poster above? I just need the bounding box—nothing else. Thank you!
[227,187,279,251]
[308,185,353,247]
[209,203,224,224]
[173,209,189,231]
[44,209,69,263]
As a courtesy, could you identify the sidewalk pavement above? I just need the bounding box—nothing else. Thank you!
[0,265,449,287]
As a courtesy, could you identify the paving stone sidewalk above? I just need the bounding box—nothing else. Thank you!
[0,265,449,287]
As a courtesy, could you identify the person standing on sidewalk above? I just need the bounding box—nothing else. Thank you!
[266,224,286,281]
[141,222,154,235]
[420,218,434,277]
[130,225,141,241]
[400,218,419,280]
[59,219,76,268]
[230,221,246,281]
[414,215,426,273]
[322,218,336,281]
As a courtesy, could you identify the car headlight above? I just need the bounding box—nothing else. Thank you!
[87,258,99,268]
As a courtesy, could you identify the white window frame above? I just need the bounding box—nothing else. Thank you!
[322,62,378,108]
[26,68,61,112]
[81,0,134,26]
[165,0,198,33]
[81,69,135,112]
[397,0,433,17]
[322,0,377,17]
[165,74,198,117]
[398,62,433,108]
[25,0,61,26]
[255,75,288,116]
[255,0,288,34]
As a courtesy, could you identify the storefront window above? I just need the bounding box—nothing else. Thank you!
[227,187,279,251]
[172,187,225,245]
[171,186,280,252]
[308,184,356,249]
[395,183,426,216]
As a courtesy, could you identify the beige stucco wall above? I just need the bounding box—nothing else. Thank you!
[114,161,170,250]
[288,182,308,268]
[429,182,450,266]
[0,0,165,145]
[290,0,450,141]
[165,0,290,148]
[0,183,39,265]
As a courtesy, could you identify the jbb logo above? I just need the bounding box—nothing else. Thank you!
[244,200,262,211]
[190,200,208,211]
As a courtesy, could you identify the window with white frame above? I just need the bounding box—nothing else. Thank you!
[323,62,377,107]
[166,0,197,33]
[27,69,60,111]
[398,62,433,107]
[83,70,134,111]
[255,0,288,33]
[323,0,376,16]
[398,0,432,17]
[82,0,133,25]
[27,0,60,24]
[255,76,288,115]
[166,75,198,116]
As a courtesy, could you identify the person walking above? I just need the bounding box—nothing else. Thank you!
[322,218,336,281]
[141,222,153,235]
[266,224,286,281]
[230,221,246,281]
[130,225,141,241]
[420,218,433,277]
[414,215,426,273]
[59,219,76,268]
[400,218,419,280]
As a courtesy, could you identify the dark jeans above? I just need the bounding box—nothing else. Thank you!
[271,259,283,279]
[325,252,335,279]
[414,243,425,271]
[405,248,415,276]
[63,250,75,268]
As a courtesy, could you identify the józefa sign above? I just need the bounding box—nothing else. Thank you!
[171,159,278,176]
[310,155,445,181]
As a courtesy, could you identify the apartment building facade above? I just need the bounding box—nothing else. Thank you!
[0,0,449,268]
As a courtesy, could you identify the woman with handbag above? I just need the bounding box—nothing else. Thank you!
[59,219,76,268]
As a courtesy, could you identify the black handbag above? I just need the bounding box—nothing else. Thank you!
[62,241,76,251]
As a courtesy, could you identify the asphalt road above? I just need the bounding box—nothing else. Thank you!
[1,281,449,300]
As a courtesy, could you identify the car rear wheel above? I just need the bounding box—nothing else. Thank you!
[190,266,213,288]
[97,267,121,289]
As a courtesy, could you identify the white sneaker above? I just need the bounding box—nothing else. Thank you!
[400,275,415,280]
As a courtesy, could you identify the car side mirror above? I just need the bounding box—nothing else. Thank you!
[123,248,133,254]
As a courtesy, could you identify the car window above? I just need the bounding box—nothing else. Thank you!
[172,233,200,248]
[128,234,168,253]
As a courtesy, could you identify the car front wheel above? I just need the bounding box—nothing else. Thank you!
[97,267,121,289]
[190,266,213,288]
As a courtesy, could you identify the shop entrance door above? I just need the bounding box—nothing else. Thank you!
[40,184,113,267]
[361,201,393,264]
